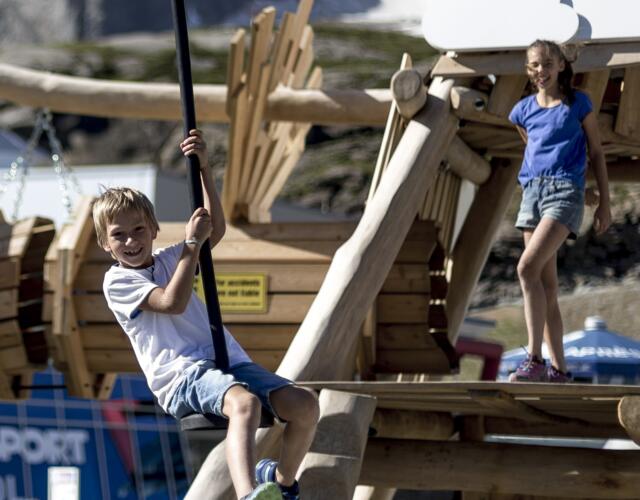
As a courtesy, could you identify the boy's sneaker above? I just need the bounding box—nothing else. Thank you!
[241,482,283,500]
[547,365,572,383]
[508,354,547,382]
[256,459,300,500]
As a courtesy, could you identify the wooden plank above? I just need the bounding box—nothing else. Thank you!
[377,294,430,324]
[246,8,275,97]
[290,26,315,89]
[95,373,117,400]
[0,289,17,320]
[222,83,249,217]
[75,293,316,324]
[432,42,640,77]
[0,345,28,373]
[377,325,439,350]
[225,28,246,118]
[468,390,590,426]
[0,258,20,289]
[279,0,314,87]
[614,67,640,140]
[576,69,611,115]
[267,12,295,92]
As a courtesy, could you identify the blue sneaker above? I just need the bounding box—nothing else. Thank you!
[241,482,282,500]
[255,459,300,500]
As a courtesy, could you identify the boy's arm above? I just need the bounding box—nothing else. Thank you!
[139,208,212,314]
[582,112,611,234]
[180,129,226,247]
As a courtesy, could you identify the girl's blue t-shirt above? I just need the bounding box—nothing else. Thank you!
[509,90,593,188]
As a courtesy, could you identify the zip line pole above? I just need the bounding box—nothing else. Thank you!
[171,0,229,371]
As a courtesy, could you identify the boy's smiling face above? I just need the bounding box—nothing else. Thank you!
[103,209,157,269]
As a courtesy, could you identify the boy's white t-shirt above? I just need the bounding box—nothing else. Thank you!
[103,242,251,411]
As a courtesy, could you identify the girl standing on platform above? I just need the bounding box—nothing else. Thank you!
[508,39,611,382]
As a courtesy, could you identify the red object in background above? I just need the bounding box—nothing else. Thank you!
[455,336,504,380]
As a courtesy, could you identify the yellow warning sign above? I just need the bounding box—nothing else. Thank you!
[194,273,268,313]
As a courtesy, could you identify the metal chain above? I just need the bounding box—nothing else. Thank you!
[0,109,83,221]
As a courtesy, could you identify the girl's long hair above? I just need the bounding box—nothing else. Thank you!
[527,39,575,104]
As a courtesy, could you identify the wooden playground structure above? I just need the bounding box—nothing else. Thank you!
[3,0,640,498]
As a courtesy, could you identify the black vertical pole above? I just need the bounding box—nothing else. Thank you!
[171,0,229,371]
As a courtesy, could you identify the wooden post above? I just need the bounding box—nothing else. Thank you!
[370,409,454,440]
[390,68,427,119]
[486,75,528,118]
[185,75,459,500]
[618,396,640,446]
[446,160,519,342]
[353,486,396,500]
[360,439,640,498]
[297,390,377,500]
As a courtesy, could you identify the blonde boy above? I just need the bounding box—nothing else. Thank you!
[92,130,319,500]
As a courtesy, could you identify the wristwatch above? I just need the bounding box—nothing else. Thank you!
[184,238,200,246]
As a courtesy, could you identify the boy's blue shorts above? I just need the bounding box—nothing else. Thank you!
[166,360,293,421]
[516,176,584,239]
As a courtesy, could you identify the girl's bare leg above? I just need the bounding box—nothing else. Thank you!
[518,218,569,358]
[539,253,567,372]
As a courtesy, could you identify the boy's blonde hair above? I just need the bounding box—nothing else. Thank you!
[92,187,160,248]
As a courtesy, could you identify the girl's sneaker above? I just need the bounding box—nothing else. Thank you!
[547,365,572,383]
[255,459,300,500]
[241,482,283,500]
[508,354,547,382]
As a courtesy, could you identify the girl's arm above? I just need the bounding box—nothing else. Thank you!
[180,129,226,247]
[582,112,611,234]
[515,125,528,144]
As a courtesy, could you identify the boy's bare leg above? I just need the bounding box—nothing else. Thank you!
[269,386,320,486]
[540,254,567,372]
[223,385,262,498]
[519,218,569,358]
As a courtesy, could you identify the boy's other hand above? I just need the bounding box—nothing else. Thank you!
[180,129,209,170]
[186,207,212,245]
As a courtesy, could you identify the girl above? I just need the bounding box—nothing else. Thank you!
[508,39,611,382]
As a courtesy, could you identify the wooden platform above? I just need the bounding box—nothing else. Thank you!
[303,381,640,440]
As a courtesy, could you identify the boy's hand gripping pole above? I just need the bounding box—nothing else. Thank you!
[171,0,229,372]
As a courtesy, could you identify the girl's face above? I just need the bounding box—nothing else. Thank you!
[526,47,565,91]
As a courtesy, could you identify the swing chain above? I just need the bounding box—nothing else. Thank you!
[1,109,83,221]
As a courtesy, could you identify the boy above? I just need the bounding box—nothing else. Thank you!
[92,130,319,500]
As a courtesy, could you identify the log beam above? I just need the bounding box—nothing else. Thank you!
[450,86,511,127]
[618,396,640,445]
[360,439,640,498]
[432,42,640,77]
[588,158,640,183]
[390,68,427,119]
[370,409,454,440]
[298,390,377,500]
[0,62,391,126]
[445,135,492,185]
[446,160,519,342]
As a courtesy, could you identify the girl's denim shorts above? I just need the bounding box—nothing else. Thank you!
[166,360,293,421]
[516,176,584,238]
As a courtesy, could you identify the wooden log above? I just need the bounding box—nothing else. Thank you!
[186,77,459,500]
[297,390,377,500]
[360,439,640,498]
[446,160,519,342]
[618,396,640,446]
[225,29,245,118]
[588,158,640,183]
[390,68,426,119]
[615,67,640,140]
[0,258,19,289]
[0,62,391,126]
[370,409,454,440]
[432,42,640,77]
[450,86,511,127]
[446,135,492,184]
[482,416,629,440]
[353,486,395,500]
